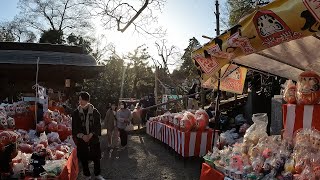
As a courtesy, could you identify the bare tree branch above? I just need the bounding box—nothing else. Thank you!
[87,0,166,37]
[16,0,92,35]
[59,0,70,30]
[154,39,180,73]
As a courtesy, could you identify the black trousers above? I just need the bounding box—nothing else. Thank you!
[77,139,101,176]
[119,129,128,146]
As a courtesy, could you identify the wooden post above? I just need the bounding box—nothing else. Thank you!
[212,0,220,148]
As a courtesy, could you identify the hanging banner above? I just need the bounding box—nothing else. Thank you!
[193,0,320,83]
[202,64,248,94]
[219,64,247,94]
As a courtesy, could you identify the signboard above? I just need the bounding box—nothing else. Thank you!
[23,96,49,111]
[162,94,183,110]
[202,64,247,94]
[193,0,320,83]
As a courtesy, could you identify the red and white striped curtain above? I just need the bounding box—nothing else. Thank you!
[283,104,320,138]
[146,121,218,157]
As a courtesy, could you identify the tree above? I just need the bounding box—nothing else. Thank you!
[87,0,166,36]
[80,46,155,113]
[227,0,254,26]
[227,0,272,26]
[179,37,200,79]
[0,20,36,42]
[81,53,125,113]
[126,45,154,98]
[17,0,91,34]
[166,37,201,95]
[39,29,64,44]
[154,39,180,73]
[66,33,93,53]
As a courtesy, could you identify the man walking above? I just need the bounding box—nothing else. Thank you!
[72,92,105,180]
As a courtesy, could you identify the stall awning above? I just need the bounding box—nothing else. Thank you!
[234,33,320,81]
[193,0,320,82]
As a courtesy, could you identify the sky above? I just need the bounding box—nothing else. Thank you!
[0,0,228,69]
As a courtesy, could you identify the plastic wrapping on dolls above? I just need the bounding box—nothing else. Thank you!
[248,145,261,161]
[252,157,264,173]
[47,132,61,144]
[244,114,268,146]
[218,146,233,167]
[64,136,76,148]
[298,165,314,180]
[208,147,220,161]
[295,156,310,174]
[173,113,183,129]
[43,159,67,176]
[219,128,239,147]
[230,155,244,171]
[284,158,295,173]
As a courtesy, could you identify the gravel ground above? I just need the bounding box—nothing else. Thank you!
[77,129,202,180]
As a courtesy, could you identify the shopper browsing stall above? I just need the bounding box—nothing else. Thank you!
[72,92,105,180]
[116,101,131,149]
[104,102,117,148]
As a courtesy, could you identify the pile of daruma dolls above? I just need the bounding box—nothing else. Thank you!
[149,109,211,132]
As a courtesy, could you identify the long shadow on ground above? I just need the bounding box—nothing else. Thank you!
[77,129,202,180]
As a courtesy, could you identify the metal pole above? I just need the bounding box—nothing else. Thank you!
[213,0,220,148]
[154,66,158,107]
[35,57,39,127]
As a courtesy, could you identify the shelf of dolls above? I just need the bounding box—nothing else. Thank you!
[282,104,320,138]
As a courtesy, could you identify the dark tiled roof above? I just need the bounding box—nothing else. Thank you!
[0,42,84,54]
[0,50,97,66]
[0,42,97,66]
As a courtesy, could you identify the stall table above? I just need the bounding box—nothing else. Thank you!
[24,148,78,180]
[199,163,224,180]
[146,121,218,157]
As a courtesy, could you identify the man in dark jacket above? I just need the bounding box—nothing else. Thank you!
[72,92,105,180]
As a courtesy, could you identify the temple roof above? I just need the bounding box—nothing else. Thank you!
[0,42,97,66]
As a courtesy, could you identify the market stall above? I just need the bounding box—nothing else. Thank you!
[191,0,320,179]
[0,42,102,179]
[0,107,77,179]
[146,109,218,157]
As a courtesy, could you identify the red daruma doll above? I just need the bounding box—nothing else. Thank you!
[296,71,320,105]
[283,80,296,104]
[195,109,209,131]
[180,117,193,132]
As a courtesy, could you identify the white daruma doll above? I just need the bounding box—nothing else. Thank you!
[296,71,320,105]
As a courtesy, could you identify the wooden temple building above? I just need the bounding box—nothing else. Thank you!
[0,42,102,105]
